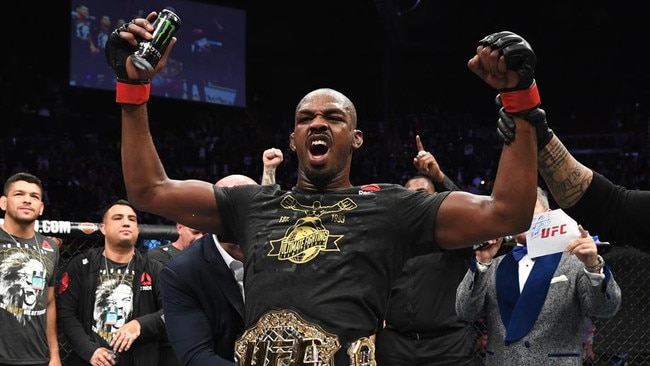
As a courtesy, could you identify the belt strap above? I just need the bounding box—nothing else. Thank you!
[385,324,454,340]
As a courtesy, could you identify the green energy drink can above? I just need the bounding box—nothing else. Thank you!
[132,9,181,71]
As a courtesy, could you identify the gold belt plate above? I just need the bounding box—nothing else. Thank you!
[235,309,340,365]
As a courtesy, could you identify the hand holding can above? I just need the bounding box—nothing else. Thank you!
[132,9,181,71]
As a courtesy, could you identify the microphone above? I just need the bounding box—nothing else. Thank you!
[472,235,515,251]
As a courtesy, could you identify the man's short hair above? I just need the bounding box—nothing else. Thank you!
[3,172,43,195]
[100,199,138,221]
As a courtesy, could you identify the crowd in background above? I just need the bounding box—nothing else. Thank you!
[3,95,649,226]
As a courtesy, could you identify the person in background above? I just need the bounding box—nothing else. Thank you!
[160,149,282,365]
[260,147,283,186]
[160,174,257,366]
[57,200,166,366]
[491,46,649,249]
[537,131,649,249]
[147,224,204,266]
[71,5,99,55]
[145,222,203,366]
[108,19,541,363]
[145,144,283,365]
[149,144,283,269]
[455,187,622,365]
[0,172,62,366]
[376,135,493,366]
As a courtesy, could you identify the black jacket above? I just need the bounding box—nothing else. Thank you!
[160,234,245,366]
[57,246,165,366]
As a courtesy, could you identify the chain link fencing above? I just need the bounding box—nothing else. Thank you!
[40,220,178,363]
[472,245,650,365]
[39,220,648,365]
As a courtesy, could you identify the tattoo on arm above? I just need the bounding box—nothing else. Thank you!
[538,137,593,208]
[263,169,276,185]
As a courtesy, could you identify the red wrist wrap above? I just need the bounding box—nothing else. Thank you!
[116,81,151,105]
[499,83,540,113]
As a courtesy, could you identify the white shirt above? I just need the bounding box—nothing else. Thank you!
[213,234,245,301]
[516,245,535,292]
[516,243,604,292]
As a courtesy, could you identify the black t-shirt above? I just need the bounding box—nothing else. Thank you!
[565,172,650,249]
[384,247,473,332]
[147,244,181,266]
[0,231,59,364]
[215,183,448,340]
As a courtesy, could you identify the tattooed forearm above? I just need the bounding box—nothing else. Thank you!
[262,169,276,185]
[538,136,593,208]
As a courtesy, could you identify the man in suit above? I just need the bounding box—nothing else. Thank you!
[160,147,283,366]
[147,223,204,366]
[455,187,622,365]
[159,174,256,365]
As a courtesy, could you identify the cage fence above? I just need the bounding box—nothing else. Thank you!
[42,220,178,363]
[33,219,649,365]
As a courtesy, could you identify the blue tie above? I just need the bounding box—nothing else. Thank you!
[512,245,528,261]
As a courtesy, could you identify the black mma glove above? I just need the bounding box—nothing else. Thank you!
[105,22,151,105]
[495,95,553,149]
[106,22,142,82]
[479,31,539,113]
[480,31,553,149]
[496,106,516,145]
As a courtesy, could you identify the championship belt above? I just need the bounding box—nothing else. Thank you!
[234,309,376,365]
[234,309,340,365]
[347,337,376,366]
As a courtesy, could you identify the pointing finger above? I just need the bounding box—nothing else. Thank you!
[415,135,424,152]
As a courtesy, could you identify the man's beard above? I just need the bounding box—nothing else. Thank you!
[13,214,38,226]
[115,240,136,250]
[305,169,336,188]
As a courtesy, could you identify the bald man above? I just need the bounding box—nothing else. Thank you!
[216,174,258,188]
[161,162,283,365]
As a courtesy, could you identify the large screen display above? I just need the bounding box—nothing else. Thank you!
[70,0,246,107]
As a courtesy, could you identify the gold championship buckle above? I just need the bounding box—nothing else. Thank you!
[235,309,340,365]
[234,309,377,365]
[347,338,376,366]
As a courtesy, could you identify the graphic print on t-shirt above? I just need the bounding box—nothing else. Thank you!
[0,243,50,324]
[268,196,358,264]
[93,262,134,343]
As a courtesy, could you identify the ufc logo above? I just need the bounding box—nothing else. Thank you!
[239,339,326,365]
[541,224,567,238]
